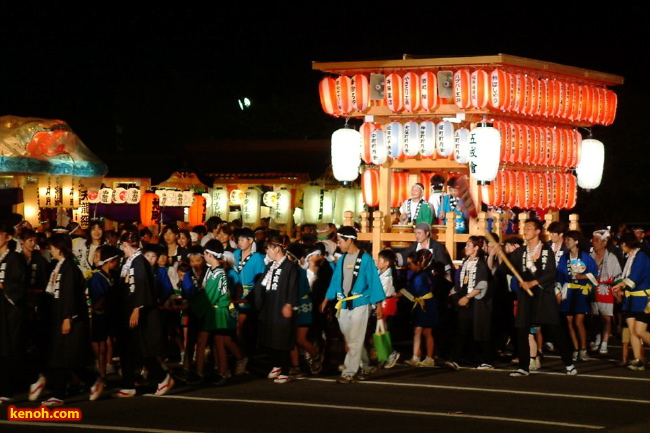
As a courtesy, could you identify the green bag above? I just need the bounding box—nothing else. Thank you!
[373,320,393,363]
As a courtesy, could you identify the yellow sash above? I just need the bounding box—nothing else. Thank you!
[334,295,362,316]
[567,283,592,296]
[401,289,433,311]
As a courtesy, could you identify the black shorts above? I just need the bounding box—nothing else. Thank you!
[624,311,650,324]
[91,314,109,342]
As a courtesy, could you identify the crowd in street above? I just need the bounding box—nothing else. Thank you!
[1,211,649,408]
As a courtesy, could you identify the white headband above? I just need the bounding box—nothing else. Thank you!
[337,233,357,240]
[305,250,321,261]
[99,255,119,266]
[205,249,223,259]
[593,229,611,241]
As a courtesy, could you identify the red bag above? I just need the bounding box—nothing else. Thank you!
[382,296,398,316]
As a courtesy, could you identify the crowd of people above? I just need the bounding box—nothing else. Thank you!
[1,212,649,408]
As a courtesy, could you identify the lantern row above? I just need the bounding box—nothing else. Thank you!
[361,169,424,208]
[319,70,617,126]
[481,170,577,210]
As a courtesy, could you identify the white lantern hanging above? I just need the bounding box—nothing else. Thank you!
[331,127,361,182]
[436,121,454,157]
[99,187,113,204]
[303,185,334,224]
[576,138,604,189]
[202,192,213,218]
[87,188,100,204]
[126,188,141,204]
[402,121,420,157]
[182,191,195,207]
[454,127,471,164]
[155,190,168,207]
[113,187,127,204]
[369,128,388,165]
[419,121,436,157]
[212,187,229,220]
[273,188,292,224]
[469,123,502,183]
[333,187,357,227]
[385,121,404,159]
[262,191,278,207]
[242,188,261,226]
[229,189,244,205]
[293,207,305,227]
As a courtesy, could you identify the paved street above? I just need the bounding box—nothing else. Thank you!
[2,343,649,433]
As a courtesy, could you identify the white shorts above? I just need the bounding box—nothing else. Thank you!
[591,302,614,317]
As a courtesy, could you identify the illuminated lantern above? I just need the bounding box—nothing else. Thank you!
[453,69,471,109]
[99,187,113,204]
[402,121,420,157]
[470,69,489,109]
[273,188,292,224]
[331,127,361,182]
[87,188,100,205]
[362,168,380,207]
[595,87,608,125]
[333,187,357,226]
[242,188,261,226]
[188,194,206,226]
[528,76,539,116]
[572,129,582,168]
[555,172,566,209]
[402,72,421,112]
[512,74,524,113]
[565,174,578,209]
[420,71,438,111]
[576,138,604,189]
[548,79,560,118]
[390,171,402,208]
[481,177,496,206]
[211,187,229,220]
[369,128,388,165]
[576,85,585,122]
[436,121,454,157]
[581,85,593,123]
[604,89,617,126]
[399,171,410,203]
[351,74,370,112]
[537,78,548,117]
[262,191,278,207]
[506,73,517,112]
[386,121,404,159]
[490,69,509,110]
[113,187,127,204]
[202,193,213,218]
[360,122,380,164]
[181,191,194,207]
[419,121,436,158]
[293,207,304,227]
[469,123,501,183]
[319,77,339,116]
[335,76,354,115]
[229,189,244,205]
[510,124,522,164]
[140,191,160,226]
[384,73,403,113]
[303,186,334,224]
[507,171,518,208]
[126,188,141,204]
[454,127,470,164]
[521,76,533,115]
[542,127,553,166]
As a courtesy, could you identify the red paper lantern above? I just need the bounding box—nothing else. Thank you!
[351,74,370,113]
[605,89,617,126]
[188,194,206,226]
[402,72,421,113]
[384,73,404,113]
[360,122,381,164]
[335,76,354,115]
[420,71,439,111]
[454,69,471,109]
[319,77,339,116]
[471,69,490,109]
[490,69,509,110]
[565,173,577,209]
[362,168,380,207]
[140,191,160,227]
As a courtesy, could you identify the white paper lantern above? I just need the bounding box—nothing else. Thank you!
[385,121,404,159]
[273,188,292,224]
[436,121,454,157]
[293,207,305,227]
[242,188,261,226]
[303,185,334,224]
[113,187,127,204]
[419,121,436,157]
[229,189,244,205]
[333,187,357,226]
[126,188,141,204]
[576,138,604,189]
[202,193,213,218]
[212,187,229,220]
[369,128,388,165]
[87,188,100,204]
[454,127,471,164]
[262,191,278,207]
[331,128,361,182]
[469,123,502,183]
[99,187,113,204]
[403,121,420,157]
[182,191,195,207]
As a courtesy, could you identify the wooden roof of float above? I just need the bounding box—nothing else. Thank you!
[312,53,624,86]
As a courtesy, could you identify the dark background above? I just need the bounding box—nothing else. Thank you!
[1,2,646,226]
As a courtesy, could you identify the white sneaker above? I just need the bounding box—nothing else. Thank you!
[405,357,420,367]
[579,350,589,362]
[566,365,578,375]
[267,367,282,379]
[419,357,436,367]
[384,351,400,369]
[113,389,136,398]
[529,358,541,371]
[41,397,64,407]
[476,363,493,370]
[154,374,174,396]
[89,379,105,401]
[29,375,46,402]
[235,357,249,375]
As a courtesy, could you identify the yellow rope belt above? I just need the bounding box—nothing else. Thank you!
[567,283,592,296]
[214,303,235,310]
[400,289,433,311]
[334,295,362,317]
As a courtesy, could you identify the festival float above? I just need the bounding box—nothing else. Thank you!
[312,54,624,259]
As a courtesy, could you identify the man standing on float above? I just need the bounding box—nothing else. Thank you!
[320,226,385,384]
[399,183,434,226]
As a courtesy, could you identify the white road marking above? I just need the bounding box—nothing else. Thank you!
[150,394,605,430]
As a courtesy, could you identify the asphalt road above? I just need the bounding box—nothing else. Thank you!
[2,344,649,433]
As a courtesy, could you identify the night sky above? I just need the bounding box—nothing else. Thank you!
[1,3,646,224]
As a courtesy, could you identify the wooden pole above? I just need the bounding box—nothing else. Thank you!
[483,230,533,297]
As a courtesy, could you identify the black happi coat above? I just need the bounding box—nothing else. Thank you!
[506,243,559,328]
[0,250,26,360]
[253,258,300,351]
[47,258,92,369]
[455,257,493,342]
[400,238,453,273]
[118,254,165,358]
